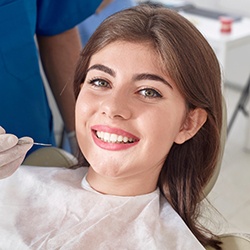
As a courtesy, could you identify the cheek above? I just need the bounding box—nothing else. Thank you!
[145,109,185,147]
[75,92,95,137]
[75,94,93,157]
[76,91,92,119]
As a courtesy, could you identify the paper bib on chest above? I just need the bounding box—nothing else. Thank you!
[0,166,205,249]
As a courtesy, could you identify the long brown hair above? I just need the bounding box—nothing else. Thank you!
[74,4,223,249]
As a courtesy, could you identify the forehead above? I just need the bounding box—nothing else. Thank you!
[86,41,181,92]
[88,41,165,73]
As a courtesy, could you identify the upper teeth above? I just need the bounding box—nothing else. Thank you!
[96,131,135,143]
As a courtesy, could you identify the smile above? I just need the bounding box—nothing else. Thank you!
[95,131,136,144]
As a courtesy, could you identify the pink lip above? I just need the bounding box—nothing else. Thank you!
[91,125,139,151]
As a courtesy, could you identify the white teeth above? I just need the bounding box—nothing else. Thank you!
[110,133,117,143]
[95,131,135,143]
[104,132,110,142]
[123,136,128,143]
[117,135,123,142]
[96,131,102,138]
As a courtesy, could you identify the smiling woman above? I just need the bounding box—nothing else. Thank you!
[73,3,222,249]
[0,3,223,250]
[76,40,193,188]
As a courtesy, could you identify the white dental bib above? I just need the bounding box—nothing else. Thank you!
[0,165,205,249]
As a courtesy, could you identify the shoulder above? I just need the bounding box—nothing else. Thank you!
[159,196,205,249]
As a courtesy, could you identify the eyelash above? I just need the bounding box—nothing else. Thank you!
[87,77,162,99]
[88,77,111,88]
[138,88,162,99]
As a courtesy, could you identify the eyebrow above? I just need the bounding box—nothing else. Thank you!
[87,64,173,89]
[133,73,173,89]
[87,64,115,77]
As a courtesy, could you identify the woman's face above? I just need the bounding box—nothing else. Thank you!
[75,41,189,193]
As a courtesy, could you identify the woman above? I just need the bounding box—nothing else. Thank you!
[0,4,222,249]
[74,4,222,248]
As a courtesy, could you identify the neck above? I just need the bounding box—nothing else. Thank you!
[86,166,159,196]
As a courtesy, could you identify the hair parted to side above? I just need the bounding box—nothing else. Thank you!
[74,4,223,249]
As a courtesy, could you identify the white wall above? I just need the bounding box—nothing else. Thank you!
[182,0,250,88]
[138,0,250,17]
[187,0,250,18]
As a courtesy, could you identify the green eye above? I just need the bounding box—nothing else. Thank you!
[139,88,162,98]
[89,78,110,88]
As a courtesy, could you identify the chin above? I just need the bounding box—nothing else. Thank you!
[90,161,126,178]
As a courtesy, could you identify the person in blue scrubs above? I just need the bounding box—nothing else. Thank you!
[0,0,102,155]
[78,0,137,46]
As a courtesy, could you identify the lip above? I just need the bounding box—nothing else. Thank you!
[91,125,139,151]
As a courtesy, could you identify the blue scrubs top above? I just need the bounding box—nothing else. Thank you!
[78,0,137,45]
[0,0,101,153]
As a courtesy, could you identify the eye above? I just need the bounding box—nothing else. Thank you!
[88,78,111,88]
[138,88,162,98]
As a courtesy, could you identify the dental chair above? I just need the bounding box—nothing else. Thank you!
[23,98,250,249]
[206,234,250,250]
[23,146,78,168]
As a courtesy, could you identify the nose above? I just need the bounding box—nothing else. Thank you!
[100,91,132,120]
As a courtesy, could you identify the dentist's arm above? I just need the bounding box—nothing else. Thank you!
[0,127,33,179]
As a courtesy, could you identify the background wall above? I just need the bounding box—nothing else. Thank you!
[187,0,250,18]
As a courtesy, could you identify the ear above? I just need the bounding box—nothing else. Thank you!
[174,108,207,144]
